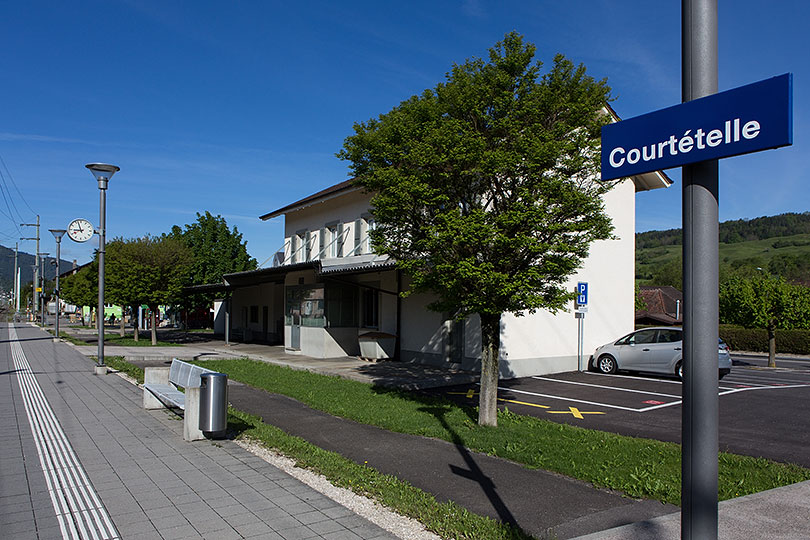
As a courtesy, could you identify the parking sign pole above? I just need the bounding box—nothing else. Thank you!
[682,1,719,539]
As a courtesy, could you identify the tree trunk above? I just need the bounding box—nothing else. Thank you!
[151,308,158,346]
[132,305,140,342]
[768,321,777,368]
[478,313,501,427]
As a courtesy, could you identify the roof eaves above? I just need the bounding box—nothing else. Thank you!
[259,179,361,220]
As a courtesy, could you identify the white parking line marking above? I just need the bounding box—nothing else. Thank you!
[583,371,684,384]
[531,376,682,398]
[491,371,810,414]
[494,385,647,412]
[719,384,810,396]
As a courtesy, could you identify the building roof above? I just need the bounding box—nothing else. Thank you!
[637,285,683,324]
[259,179,361,221]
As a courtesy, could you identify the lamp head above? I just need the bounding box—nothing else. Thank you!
[85,163,120,189]
[49,229,66,242]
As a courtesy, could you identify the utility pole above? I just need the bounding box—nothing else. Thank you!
[21,215,40,320]
[13,243,19,316]
[39,253,49,325]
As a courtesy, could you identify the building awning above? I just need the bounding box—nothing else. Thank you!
[223,262,317,288]
[214,256,397,290]
[183,283,231,294]
[319,254,396,275]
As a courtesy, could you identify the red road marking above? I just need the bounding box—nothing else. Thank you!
[643,400,665,405]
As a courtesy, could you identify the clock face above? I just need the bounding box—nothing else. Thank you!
[67,219,95,243]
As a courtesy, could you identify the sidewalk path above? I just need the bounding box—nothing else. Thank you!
[1,323,403,540]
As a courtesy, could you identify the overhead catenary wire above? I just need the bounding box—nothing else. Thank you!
[0,151,37,246]
[0,152,35,217]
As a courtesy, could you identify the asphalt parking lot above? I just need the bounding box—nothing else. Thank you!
[432,355,810,467]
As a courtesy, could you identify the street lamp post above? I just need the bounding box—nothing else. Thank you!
[86,163,119,373]
[49,230,66,342]
[38,252,49,325]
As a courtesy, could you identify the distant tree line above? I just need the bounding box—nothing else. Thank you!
[636,211,810,249]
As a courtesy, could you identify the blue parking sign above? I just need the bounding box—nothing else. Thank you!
[576,282,588,306]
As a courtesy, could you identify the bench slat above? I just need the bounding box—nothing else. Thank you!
[144,383,186,410]
[168,359,216,389]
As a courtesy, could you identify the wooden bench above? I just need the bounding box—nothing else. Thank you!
[143,359,217,441]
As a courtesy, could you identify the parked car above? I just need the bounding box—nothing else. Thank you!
[589,327,732,379]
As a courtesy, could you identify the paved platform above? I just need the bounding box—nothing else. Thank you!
[1,323,401,539]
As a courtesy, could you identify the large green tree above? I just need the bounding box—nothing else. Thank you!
[339,33,615,426]
[719,274,810,366]
[105,236,193,345]
[170,211,257,312]
[106,239,150,340]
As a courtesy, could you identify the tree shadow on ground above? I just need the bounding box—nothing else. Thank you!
[416,403,520,529]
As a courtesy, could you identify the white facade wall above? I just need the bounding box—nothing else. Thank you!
[283,190,373,263]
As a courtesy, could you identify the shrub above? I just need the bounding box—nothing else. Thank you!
[720,325,810,354]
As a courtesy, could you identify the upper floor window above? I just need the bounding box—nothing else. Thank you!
[322,222,344,258]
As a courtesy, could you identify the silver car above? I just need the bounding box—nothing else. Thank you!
[590,327,732,379]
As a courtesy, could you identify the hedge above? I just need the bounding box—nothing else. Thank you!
[719,325,810,355]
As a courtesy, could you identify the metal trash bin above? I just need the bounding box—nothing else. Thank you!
[199,372,228,438]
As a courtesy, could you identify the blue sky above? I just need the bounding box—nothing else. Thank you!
[1,1,807,266]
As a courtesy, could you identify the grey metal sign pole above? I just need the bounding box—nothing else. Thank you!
[682,1,719,539]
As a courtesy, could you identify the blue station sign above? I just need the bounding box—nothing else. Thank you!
[601,73,793,181]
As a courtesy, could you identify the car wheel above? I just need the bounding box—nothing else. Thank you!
[676,362,683,380]
[597,354,617,374]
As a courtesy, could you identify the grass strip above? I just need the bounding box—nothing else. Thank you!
[102,355,145,384]
[196,358,810,506]
[228,408,536,540]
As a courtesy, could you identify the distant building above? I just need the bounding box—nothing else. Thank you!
[636,285,683,326]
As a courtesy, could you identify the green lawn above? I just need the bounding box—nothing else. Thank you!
[196,357,810,506]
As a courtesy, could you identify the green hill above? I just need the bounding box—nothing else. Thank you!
[637,213,810,286]
[0,244,74,291]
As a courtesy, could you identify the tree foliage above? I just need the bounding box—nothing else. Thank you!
[169,211,257,309]
[340,32,614,426]
[105,236,193,344]
[60,262,98,309]
[719,274,810,366]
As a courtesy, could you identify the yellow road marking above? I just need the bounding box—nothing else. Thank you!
[499,398,550,409]
[447,390,551,409]
[547,407,605,419]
